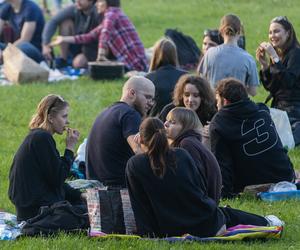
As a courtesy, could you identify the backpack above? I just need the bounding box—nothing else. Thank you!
[21,201,89,236]
[165,28,201,70]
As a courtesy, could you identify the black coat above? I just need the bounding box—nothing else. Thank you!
[260,47,300,107]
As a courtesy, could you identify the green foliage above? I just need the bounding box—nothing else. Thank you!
[1,0,300,248]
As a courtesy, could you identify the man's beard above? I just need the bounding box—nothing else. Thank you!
[133,101,145,117]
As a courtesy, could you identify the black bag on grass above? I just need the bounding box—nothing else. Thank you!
[86,188,137,234]
[165,28,200,70]
[21,201,89,236]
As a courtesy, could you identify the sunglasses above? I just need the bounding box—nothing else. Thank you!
[203,29,220,37]
[271,16,288,23]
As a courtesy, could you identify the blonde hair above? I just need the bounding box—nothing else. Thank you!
[219,14,241,37]
[29,94,68,131]
[167,107,203,142]
[149,37,179,72]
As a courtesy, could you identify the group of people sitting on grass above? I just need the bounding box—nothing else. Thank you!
[0,0,147,71]
[7,7,300,238]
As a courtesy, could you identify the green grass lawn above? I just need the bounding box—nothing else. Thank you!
[1,0,300,249]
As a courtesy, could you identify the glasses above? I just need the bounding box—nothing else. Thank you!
[203,29,220,37]
[271,16,288,23]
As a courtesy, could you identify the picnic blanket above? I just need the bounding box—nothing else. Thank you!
[89,224,283,242]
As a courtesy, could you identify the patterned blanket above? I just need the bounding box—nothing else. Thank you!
[89,224,283,242]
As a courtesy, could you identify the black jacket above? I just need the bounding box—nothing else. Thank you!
[172,130,222,203]
[260,47,300,107]
[210,99,295,198]
[146,65,187,117]
[126,148,225,237]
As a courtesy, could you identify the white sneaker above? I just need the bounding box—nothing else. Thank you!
[265,215,285,227]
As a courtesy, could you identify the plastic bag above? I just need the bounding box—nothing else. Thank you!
[0,212,22,240]
[268,181,297,192]
[269,108,295,149]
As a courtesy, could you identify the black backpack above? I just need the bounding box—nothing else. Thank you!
[165,28,201,70]
[21,201,89,236]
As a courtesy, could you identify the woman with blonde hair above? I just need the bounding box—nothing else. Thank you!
[9,94,82,221]
[146,37,187,116]
[159,74,216,126]
[164,107,222,203]
[199,14,259,96]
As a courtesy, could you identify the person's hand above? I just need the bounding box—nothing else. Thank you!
[201,123,211,149]
[50,36,66,47]
[133,132,141,144]
[66,128,80,152]
[42,44,53,60]
[201,123,210,139]
[256,45,268,70]
[259,41,280,65]
[260,42,277,58]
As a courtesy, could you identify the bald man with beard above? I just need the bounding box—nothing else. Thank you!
[86,76,155,188]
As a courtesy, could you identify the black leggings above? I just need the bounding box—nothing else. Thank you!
[219,207,268,228]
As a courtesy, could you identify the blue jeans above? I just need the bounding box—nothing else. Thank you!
[0,42,44,63]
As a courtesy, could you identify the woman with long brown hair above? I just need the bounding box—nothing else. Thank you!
[256,16,300,146]
[9,94,81,221]
[146,37,187,116]
[126,117,278,238]
[159,74,216,126]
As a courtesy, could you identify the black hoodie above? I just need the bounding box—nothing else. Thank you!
[210,99,295,198]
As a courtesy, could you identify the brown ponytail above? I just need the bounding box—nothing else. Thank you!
[219,14,241,37]
[139,118,170,178]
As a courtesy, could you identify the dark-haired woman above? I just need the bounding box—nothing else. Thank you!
[201,29,224,57]
[126,117,279,238]
[146,37,187,116]
[199,14,259,96]
[159,74,216,126]
[256,16,300,146]
[9,94,82,221]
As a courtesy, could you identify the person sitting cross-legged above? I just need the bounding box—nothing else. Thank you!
[86,76,155,188]
[209,77,295,199]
